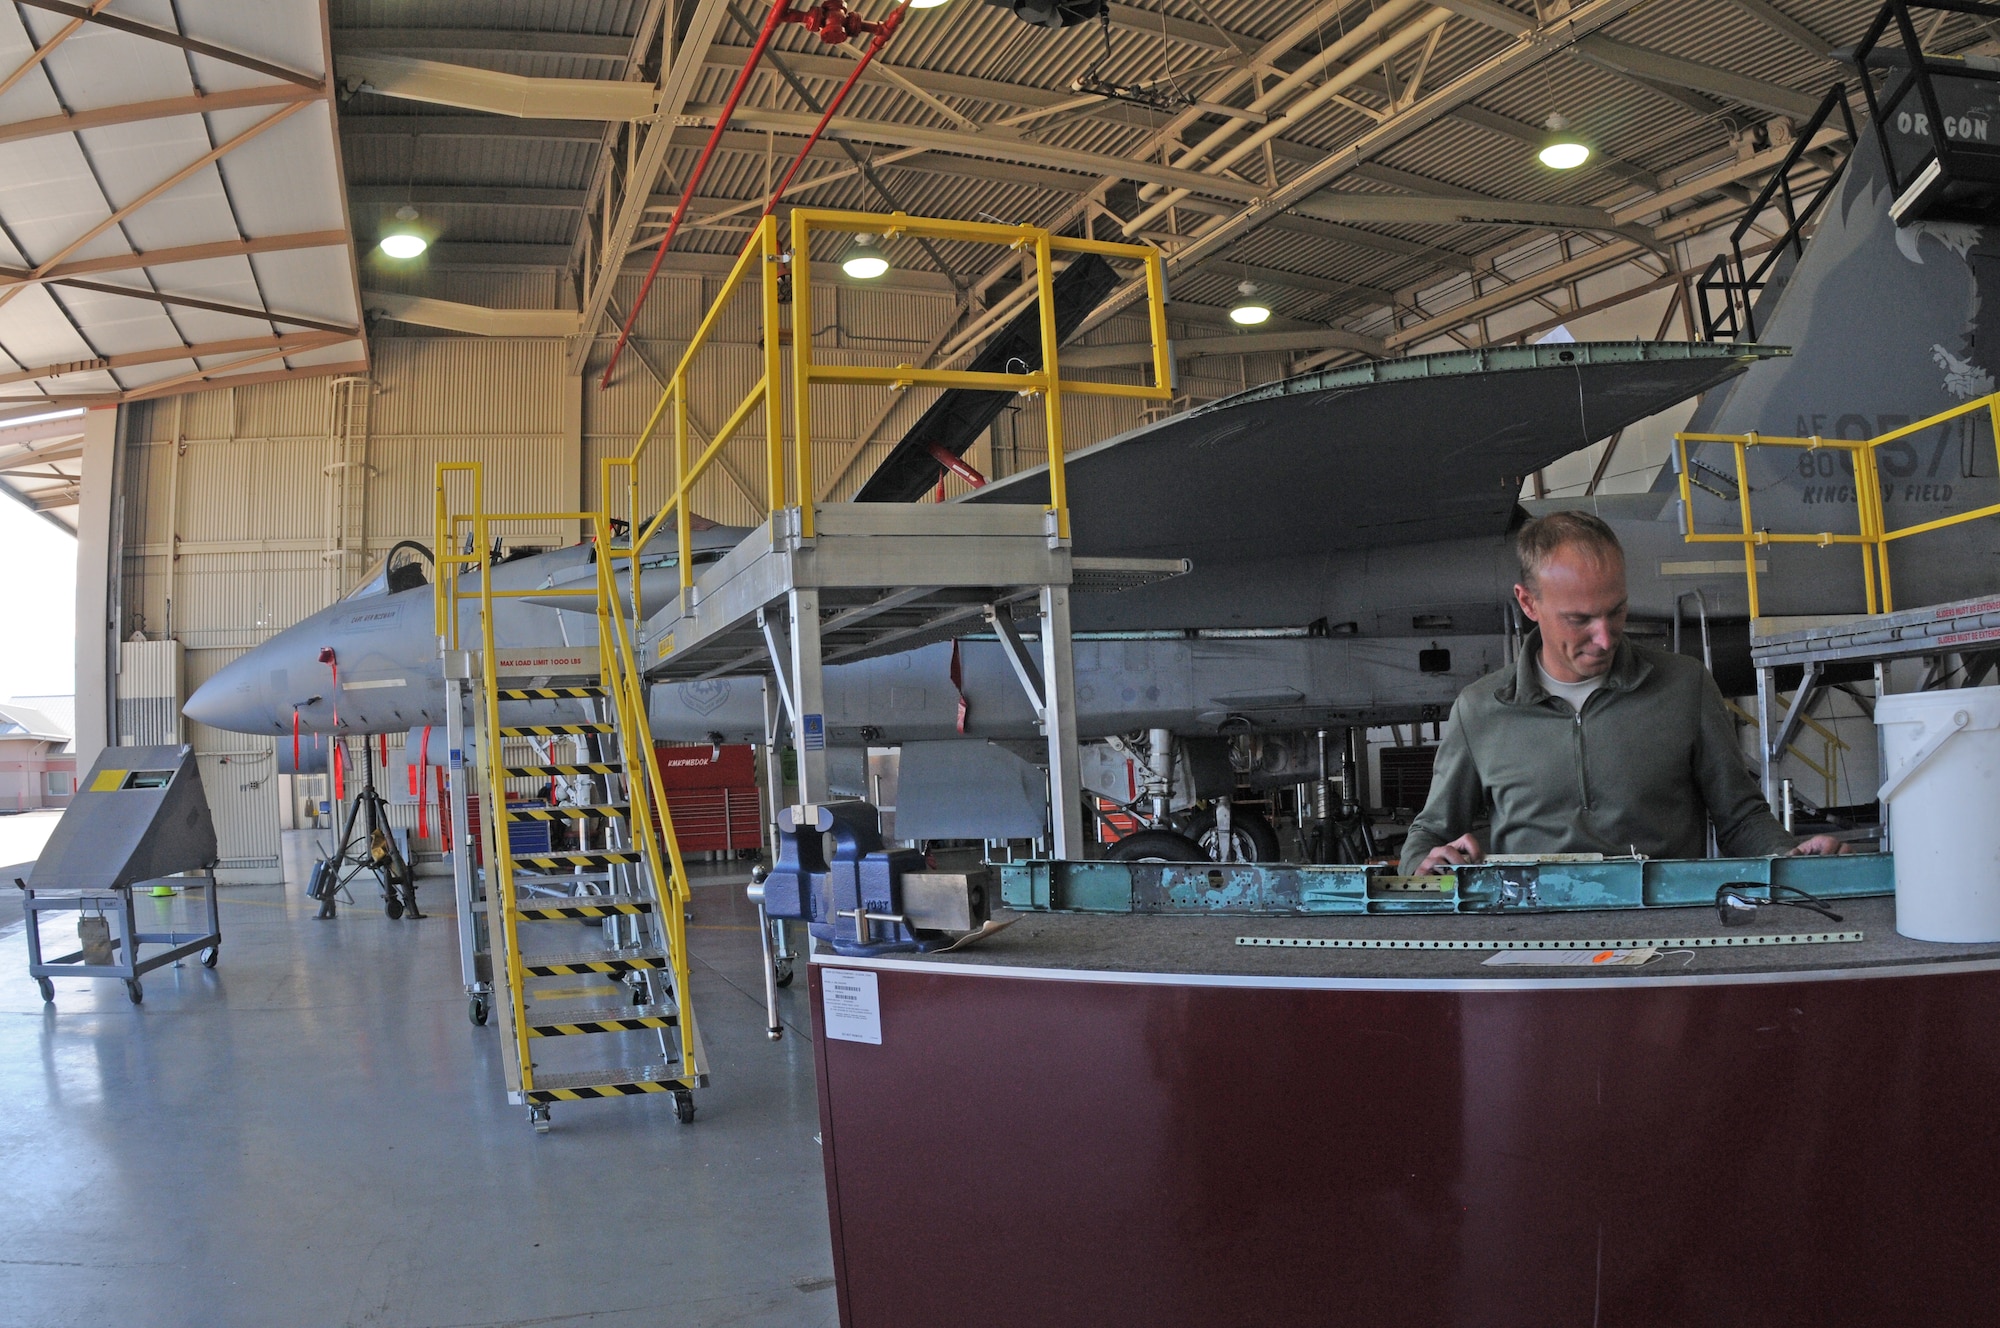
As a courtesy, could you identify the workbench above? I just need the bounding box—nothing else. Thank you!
[808,894,2000,1327]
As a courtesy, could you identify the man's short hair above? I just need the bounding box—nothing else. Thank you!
[1516,511,1624,591]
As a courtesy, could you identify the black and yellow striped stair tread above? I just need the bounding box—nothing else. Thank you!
[514,851,643,869]
[504,804,628,821]
[524,1064,689,1103]
[496,686,605,700]
[522,948,667,977]
[503,762,622,777]
[514,894,655,920]
[499,722,615,736]
[524,1003,678,1037]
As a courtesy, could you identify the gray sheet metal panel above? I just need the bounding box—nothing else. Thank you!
[894,740,1048,841]
[28,744,218,891]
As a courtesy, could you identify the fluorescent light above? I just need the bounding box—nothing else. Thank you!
[1538,140,1590,170]
[0,407,86,430]
[909,0,950,8]
[379,232,428,259]
[843,236,889,279]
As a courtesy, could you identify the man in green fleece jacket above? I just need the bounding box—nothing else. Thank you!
[1401,511,1843,875]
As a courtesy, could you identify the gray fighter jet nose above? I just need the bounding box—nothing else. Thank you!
[183,644,276,734]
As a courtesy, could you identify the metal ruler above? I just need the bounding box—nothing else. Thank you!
[1235,932,1864,951]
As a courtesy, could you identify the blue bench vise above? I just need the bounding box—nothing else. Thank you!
[761,800,967,957]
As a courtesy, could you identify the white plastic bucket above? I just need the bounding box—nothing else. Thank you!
[1877,685,2000,942]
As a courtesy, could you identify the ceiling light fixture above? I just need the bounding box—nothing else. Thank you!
[907,0,950,8]
[1537,113,1590,170]
[842,235,889,279]
[1229,281,1271,326]
[380,203,428,260]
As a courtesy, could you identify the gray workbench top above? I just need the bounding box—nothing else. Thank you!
[823,896,2000,984]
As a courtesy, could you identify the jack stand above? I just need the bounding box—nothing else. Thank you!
[309,739,422,921]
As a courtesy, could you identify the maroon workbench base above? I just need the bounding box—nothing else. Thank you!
[810,960,2000,1328]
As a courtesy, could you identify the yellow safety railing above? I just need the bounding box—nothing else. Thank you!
[1676,388,2000,616]
[432,463,699,1089]
[618,208,1173,609]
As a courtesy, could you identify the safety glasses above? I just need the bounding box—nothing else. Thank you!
[1716,882,1844,927]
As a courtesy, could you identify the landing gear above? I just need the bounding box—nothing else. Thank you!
[1188,807,1281,863]
[674,1090,696,1124]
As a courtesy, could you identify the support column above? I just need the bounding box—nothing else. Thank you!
[1040,583,1084,859]
[72,406,119,772]
[788,587,827,809]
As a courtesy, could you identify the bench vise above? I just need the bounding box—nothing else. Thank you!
[761,800,988,957]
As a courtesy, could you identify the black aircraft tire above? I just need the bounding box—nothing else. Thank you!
[1187,808,1282,863]
[1105,829,1207,863]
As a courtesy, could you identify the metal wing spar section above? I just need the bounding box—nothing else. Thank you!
[967,341,1790,561]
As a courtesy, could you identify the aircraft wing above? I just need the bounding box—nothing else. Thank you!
[967,341,1788,560]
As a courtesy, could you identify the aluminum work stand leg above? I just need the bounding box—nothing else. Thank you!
[758,676,793,990]
[1756,664,1778,807]
[1040,583,1085,860]
[788,587,828,811]
[442,652,488,1024]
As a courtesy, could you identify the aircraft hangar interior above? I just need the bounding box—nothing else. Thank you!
[9,0,2000,1323]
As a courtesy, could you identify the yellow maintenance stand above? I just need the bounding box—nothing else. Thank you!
[434,467,702,1132]
[434,209,1176,1127]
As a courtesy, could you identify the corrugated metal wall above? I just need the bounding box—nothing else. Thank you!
[115,283,1153,877]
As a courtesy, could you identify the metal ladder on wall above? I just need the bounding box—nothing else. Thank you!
[436,465,704,1132]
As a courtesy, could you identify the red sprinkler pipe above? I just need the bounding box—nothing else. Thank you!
[599,0,798,389]
[757,2,910,222]
[602,0,914,388]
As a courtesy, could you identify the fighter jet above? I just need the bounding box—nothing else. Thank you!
[185,114,1995,848]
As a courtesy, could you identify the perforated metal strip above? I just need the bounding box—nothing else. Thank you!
[1234,932,1865,951]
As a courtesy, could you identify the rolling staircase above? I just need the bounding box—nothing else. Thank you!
[436,469,703,1132]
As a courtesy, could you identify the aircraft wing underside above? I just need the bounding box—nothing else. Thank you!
[968,341,1787,562]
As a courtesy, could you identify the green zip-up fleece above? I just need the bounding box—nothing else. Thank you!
[1399,629,1796,873]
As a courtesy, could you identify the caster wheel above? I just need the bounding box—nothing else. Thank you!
[200,946,219,968]
[469,995,489,1026]
[529,1105,551,1133]
[674,1090,696,1124]
[35,976,53,1002]
[774,959,794,989]
[385,895,404,920]
[125,979,143,1004]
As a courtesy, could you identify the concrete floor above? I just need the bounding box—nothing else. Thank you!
[0,835,835,1328]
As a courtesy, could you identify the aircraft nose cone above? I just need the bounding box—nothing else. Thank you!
[183,647,273,734]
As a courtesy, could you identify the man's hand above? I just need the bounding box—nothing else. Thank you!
[1418,833,1485,875]
[1789,833,1848,856]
